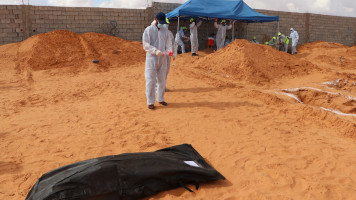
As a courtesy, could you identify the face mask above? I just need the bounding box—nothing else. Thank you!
[163,24,168,28]
[157,23,163,29]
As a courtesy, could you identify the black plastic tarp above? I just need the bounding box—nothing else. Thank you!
[26,144,225,200]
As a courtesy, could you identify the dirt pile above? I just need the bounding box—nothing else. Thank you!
[191,39,317,85]
[298,41,348,51]
[298,41,356,69]
[1,30,145,72]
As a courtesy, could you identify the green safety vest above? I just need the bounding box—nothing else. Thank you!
[284,36,289,45]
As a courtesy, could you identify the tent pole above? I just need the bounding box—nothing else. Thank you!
[232,20,235,40]
[277,21,280,51]
[246,23,248,40]
[206,19,209,49]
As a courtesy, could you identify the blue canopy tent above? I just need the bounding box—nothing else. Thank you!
[166,0,279,42]
[166,0,279,23]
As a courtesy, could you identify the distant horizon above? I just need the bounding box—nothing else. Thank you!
[1,0,355,18]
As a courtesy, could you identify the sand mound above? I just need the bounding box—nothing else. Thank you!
[298,41,356,69]
[298,41,349,51]
[190,39,317,85]
[2,30,145,72]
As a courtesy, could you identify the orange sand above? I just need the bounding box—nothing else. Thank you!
[1,31,356,200]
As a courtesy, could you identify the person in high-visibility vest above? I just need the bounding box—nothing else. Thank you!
[269,36,277,49]
[251,36,259,44]
[278,32,289,52]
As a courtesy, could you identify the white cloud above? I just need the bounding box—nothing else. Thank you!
[312,0,331,12]
[0,0,25,5]
[286,2,299,12]
[245,0,356,17]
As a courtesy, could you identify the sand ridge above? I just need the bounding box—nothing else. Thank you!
[190,39,319,86]
[11,30,145,73]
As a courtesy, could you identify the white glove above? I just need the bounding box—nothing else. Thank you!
[155,50,163,56]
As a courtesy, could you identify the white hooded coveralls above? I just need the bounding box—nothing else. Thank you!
[214,21,232,50]
[142,21,172,105]
[289,29,299,54]
[189,21,202,54]
[175,27,187,53]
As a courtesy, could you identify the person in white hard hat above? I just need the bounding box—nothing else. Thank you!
[189,18,202,56]
[214,18,232,50]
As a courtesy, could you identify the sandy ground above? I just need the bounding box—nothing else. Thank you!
[1,31,356,200]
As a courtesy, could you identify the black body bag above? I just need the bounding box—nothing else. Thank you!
[26,144,225,200]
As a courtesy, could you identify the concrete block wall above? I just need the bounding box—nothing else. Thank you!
[0,5,148,45]
[0,2,355,47]
[309,14,356,45]
[30,6,147,41]
[0,5,25,44]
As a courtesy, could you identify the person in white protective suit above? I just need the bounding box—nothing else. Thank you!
[214,18,232,50]
[142,12,172,110]
[175,26,189,54]
[189,18,202,56]
[289,28,299,54]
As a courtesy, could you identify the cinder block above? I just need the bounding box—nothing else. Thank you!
[12,9,22,15]
[82,7,91,12]
[1,18,11,23]
[79,19,88,24]
[5,14,15,19]
[57,15,67,20]
[65,7,74,11]
[38,6,48,11]
[35,10,45,15]
[52,10,61,15]
[61,19,71,24]
[6,5,20,9]
[2,28,13,33]
[48,15,58,20]
[45,19,54,23]
[14,19,23,23]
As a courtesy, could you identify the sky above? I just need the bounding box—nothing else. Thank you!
[1,0,355,17]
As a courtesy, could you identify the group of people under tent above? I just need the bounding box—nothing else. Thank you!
[142,12,300,110]
[175,17,234,56]
[142,12,237,110]
[251,28,299,54]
